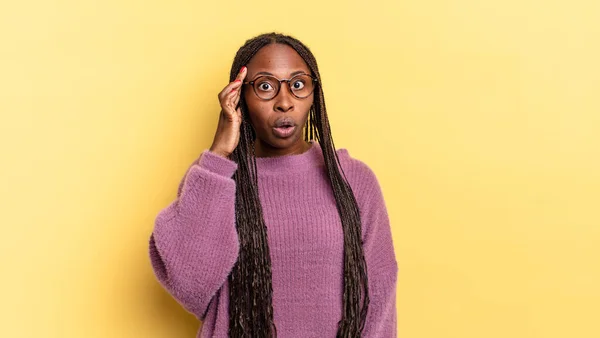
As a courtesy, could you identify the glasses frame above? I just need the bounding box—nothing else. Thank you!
[243,73,318,101]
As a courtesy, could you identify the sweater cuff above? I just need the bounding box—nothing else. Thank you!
[197,150,238,178]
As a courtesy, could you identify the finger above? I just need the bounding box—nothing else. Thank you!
[225,67,247,96]
[218,66,247,101]
[233,90,241,108]
[231,78,243,106]
[219,80,242,100]
[235,107,242,121]
[236,66,247,81]
[223,89,239,112]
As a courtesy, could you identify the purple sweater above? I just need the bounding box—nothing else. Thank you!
[149,140,398,337]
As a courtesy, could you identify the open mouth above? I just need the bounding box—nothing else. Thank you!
[273,124,297,138]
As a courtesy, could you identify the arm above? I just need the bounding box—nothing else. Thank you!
[149,150,239,320]
[349,160,399,337]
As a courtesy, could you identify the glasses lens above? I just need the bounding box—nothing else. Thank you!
[253,76,279,100]
[289,74,314,98]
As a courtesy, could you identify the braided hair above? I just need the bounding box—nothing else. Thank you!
[227,32,369,337]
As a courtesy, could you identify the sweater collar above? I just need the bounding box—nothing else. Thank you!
[255,140,324,174]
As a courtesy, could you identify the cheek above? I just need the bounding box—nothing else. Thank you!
[301,95,315,115]
[244,92,271,130]
[307,96,314,109]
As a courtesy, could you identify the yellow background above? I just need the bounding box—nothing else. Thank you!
[1,0,599,337]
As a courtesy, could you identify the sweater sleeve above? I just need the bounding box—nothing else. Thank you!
[348,159,399,337]
[148,150,239,320]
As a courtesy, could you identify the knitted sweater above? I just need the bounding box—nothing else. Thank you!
[149,140,398,337]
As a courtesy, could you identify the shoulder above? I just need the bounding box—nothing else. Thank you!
[335,147,379,183]
[335,147,383,202]
[334,147,389,239]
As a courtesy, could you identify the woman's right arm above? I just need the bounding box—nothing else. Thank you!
[150,65,247,319]
[149,149,239,320]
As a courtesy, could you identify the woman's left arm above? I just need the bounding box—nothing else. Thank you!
[350,160,399,337]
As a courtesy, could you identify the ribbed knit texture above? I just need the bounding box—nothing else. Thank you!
[149,140,398,337]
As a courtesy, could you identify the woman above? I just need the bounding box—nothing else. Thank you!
[149,32,398,337]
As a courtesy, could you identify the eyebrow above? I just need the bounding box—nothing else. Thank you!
[253,70,307,77]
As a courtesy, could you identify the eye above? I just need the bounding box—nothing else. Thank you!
[257,82,274,91]
[291,79,305,90]
[254,76,278,92]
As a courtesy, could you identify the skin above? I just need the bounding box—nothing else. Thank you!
[210,43,313,158]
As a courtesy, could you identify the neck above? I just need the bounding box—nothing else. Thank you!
[254,139,322,174]
[254,138,312,158]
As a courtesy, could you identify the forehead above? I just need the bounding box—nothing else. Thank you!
[246,43,310,78]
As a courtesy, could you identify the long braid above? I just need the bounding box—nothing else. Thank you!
[227,32,369,337]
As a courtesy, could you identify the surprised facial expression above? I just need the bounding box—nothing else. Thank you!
[243,43,315,151]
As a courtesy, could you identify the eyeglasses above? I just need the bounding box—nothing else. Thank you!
[243,73,318,100]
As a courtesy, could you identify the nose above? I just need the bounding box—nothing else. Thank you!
[273,82,294,113]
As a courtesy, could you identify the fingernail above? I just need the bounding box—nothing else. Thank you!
[240,66,246,73]
[235,79,241,83]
